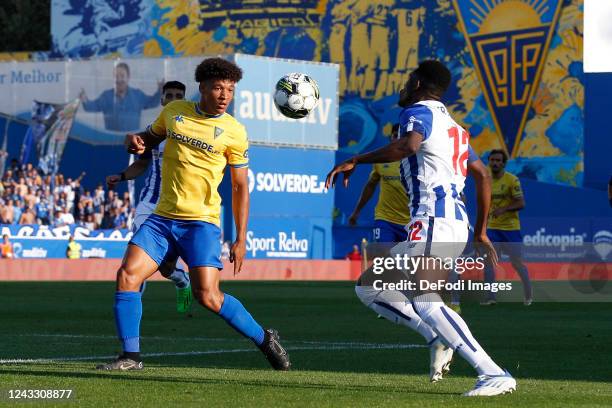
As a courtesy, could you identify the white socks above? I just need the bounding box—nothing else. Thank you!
[355,286,437,343]
[412,293,504,376]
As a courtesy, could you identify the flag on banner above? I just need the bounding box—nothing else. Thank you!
[37,99,81,175]
[20,101,59,165]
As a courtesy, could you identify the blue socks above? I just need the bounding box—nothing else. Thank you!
[167,267,190,289]
[218,293,265,346]
[114,291,263,354]
[114,291,142,353]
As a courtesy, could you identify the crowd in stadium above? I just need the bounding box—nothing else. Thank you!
[0,156,135,231]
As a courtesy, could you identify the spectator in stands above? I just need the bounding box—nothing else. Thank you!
[58,206,75,226]
[85,214,96,231]
[24,187,37,209]
[100,207,114,230]
[66,235,81,259]
[112,207,127,229]
[346,244,362,261]
[1,199,15,224]
[1,234,14,258]
[36,191,51,225]
[19,207,36,224]
[0,162,133,230]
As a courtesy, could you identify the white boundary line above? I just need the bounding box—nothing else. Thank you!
[9,334,427,348]
[0,343,425,365]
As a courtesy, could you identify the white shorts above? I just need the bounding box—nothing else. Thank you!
[355,285,411,307]
[391,216,469,260]
[132,201,157,233]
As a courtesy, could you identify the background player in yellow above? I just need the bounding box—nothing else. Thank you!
[96,58,291,372]
[482,149,533,306]
[349,124,410,243]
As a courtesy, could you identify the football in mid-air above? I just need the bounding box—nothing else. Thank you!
[273,73,320,119]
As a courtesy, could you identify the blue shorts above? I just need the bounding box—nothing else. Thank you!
[130,214,223,269]
[373,219,408,243]
[488,228,523,259]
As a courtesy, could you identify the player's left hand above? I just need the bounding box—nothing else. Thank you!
[229,239,246,276]
[325,159,357,189]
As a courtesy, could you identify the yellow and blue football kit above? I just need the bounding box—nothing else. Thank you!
[483,171,532,302]
[130,100,248,269]
[489,171,523,231]
[371,162,410,242]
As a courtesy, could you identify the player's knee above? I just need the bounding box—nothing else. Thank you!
[116,263,144,290]
[194,288,223,312]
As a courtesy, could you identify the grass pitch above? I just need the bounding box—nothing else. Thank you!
[1,281,611,407]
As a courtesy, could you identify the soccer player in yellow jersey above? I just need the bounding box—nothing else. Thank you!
[349,124,410,242]
[96,58,290,371]
[482,149,532,306]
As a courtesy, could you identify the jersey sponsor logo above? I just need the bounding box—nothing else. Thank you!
[174,115,184,123]
[247,170,327,194]
[168,129,221,155]
[452,0,562,156]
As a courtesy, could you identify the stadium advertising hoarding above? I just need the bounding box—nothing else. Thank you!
[246,146,334,218]
[0,55,338,149]
[520,218,612,262]
[0,224,129,259]
[237,145,334,259]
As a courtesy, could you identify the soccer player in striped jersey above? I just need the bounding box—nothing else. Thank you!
[349,123,410,243]
[106,81,192,313]
[97,58,290,372]
[327,60,516,396]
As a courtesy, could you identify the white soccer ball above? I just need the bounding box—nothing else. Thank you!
[273,73,320,119]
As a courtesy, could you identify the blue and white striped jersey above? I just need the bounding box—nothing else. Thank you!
[138,140,166,207]
[398,100,478,221]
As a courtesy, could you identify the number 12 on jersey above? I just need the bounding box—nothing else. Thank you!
[448,126,470,176]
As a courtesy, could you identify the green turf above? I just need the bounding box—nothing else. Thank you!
[1,281,611,407]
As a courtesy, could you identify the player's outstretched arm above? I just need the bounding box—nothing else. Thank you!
[106,158,152,189]
[349,172,380,225]
[326,132,423,189]
[468,158,498,266]
[229,166,250,275]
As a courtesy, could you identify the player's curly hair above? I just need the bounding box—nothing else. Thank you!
[195,58,243,83]
[489,149,509,163]
[413,60,451,96]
